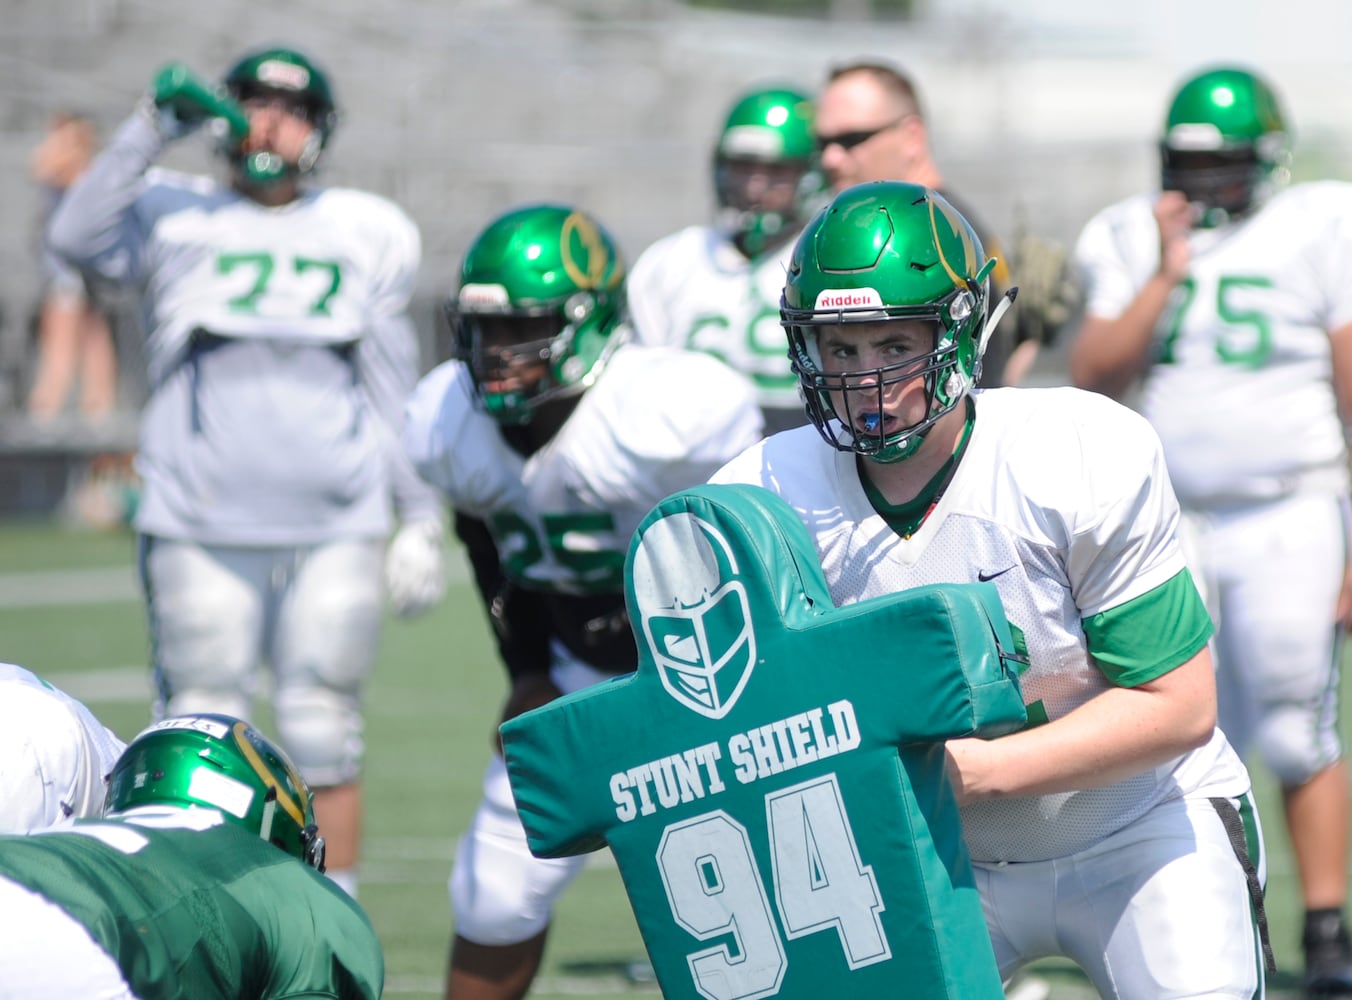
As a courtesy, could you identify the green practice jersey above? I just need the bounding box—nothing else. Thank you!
[502,484,1026,1000]
[0,806,383,999]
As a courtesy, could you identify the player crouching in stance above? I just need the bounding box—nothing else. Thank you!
[403,203,764,1000]
[0,714,384,999]
[712,180,1271,998]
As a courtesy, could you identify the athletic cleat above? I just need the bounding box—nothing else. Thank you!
[1304,912,1352,997]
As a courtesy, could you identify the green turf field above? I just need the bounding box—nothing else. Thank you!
[0,518,1336,998]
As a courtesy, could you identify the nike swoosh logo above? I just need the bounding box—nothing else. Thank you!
[977,567,1014,582]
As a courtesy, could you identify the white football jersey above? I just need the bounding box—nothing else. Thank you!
[713,387,1250,861]
[47,112,439,545]
[405,341,765,596]
[1074,182,1352,506]
[132,168,420,382]
[0,664,126,833]
[627,225,801,418]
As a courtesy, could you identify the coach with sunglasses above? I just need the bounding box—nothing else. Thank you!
[814,61,1032,386]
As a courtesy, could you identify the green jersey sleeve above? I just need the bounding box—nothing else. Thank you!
[0,810,383,1000]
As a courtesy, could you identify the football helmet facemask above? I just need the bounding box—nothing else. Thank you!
[447,203,627,425]
[1160,66,1290,228]
[104,713,326,870]
[220,46,338,186]
[782,181,1013,463]
[714,87,823,258]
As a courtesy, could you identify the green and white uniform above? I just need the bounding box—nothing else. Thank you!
[1074,181,1352,779]
[0,806,383,999]
[404,342,764,945]
[628,226,805,432]
[46,109,441,785]
[503,484,1027,1000]
[712,388,1266,996]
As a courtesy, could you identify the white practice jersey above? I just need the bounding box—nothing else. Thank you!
[47,112,441,545]
[405,341,764,598]
[0,664,126,833]
[713,387,1250,862]
[1074,182,1352,507]
[627,225,802,424]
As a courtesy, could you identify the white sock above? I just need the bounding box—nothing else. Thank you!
[325,867,358,899]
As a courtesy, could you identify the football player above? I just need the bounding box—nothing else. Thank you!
[712,181,1270,998]
[45,46,448,899]
[628,85,822,433]
[1069,65,1352,997]
[0,713,383,998]
[403,203,764,1000]
[0,662,125,832]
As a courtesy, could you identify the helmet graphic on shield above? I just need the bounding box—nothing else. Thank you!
[630,511,757,719]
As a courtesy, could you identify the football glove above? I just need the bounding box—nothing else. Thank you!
[385,517,448,618]
[1005,222,1083,348]
[143,62,248,142]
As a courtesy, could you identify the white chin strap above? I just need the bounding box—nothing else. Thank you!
[977,286,1019,359]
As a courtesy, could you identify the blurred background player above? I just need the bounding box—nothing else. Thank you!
[713,181,1268,998]
[628,84,822,433]
[403,202,764,1000]
[0,662,126,833]
[46,46,448,899]
[1069,65,1352,996]
[814,60,1073,387]
[0,713,383,999]
[26,110,118,423]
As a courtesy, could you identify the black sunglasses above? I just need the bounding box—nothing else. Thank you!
[814,115,911,154]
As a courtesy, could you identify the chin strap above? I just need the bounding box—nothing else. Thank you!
[977,286,1019,360]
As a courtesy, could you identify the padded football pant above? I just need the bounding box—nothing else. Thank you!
[977,793,1268,998]
[140,535,384,788]
[1180,493,1346,785]
[449,656,613,945]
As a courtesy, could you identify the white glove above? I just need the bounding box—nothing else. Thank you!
[384,518,447,618]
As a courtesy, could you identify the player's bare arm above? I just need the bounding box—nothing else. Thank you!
[943,644,1216,804]
[1068,191,1193,398]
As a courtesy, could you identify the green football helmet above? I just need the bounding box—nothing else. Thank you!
[714,86,822,257]
[1160,66,1290,227]
[220,46,338,185]
[448,203,627,425]
[104,714,325,870]
[781,181,1010,463]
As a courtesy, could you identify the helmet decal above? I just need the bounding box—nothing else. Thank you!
[632,512,756,719]
[230,720,307,830]
[929,197,983,291]
[254,58,312,91]
[560,211,620,291]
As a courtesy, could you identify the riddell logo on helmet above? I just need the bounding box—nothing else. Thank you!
[815,288,884,309]
[257,60,311,91]
[459,283,510,311]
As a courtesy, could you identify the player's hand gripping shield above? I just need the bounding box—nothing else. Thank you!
[501,484,1026,1000]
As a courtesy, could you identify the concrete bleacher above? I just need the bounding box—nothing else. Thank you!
[3,0,1351,516]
